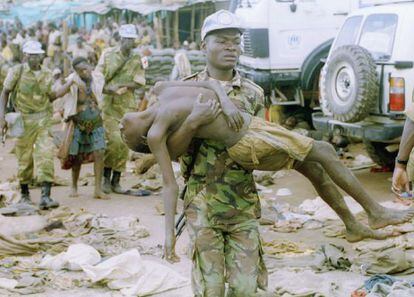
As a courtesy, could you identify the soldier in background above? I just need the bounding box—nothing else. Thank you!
[0,41,74,209]
[96,24,150,196]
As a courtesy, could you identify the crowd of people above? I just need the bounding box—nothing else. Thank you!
[0,17,159,70]
[0,17,166,208]
[0,16,201,205]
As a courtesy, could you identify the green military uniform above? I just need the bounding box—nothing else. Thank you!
[182,69,268,297]
[0,57,10,93]
[97,47,145,172]
[3,64,54,184]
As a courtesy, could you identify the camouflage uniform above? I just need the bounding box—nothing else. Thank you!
[3,64,54,184]
[182,70,268,297]
[96,47,145,172]
[0,57,10,94]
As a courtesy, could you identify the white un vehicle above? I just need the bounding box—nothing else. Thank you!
[231,0,358,123]
[313,0,414,167]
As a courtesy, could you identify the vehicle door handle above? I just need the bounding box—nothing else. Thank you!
[333,12,348,16]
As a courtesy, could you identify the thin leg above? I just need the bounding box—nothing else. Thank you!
[93,150,109,199]
[305,141,414,229]
[70,161,81,197]
[296,161,392,242]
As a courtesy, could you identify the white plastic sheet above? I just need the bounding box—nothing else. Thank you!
[0,278,18,290]
[82,249,189,297]
[40,243,101,271]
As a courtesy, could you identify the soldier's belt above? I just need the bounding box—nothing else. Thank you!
[21,110,50,121]
[75,117,103,134]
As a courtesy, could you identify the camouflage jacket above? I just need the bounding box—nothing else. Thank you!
[182,69,265,225]
[96,47,146,120]
[3,64,53,114]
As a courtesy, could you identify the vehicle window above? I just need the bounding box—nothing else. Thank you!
[333,16,363,50]
[359,14,398,60]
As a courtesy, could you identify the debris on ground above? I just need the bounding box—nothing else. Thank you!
[134,154,157,175]
[267,268,365,296]
[269,202,317,233]
[0,233,65,256]
[40,243,101,271]
[0,203,38,216]
[347,154,375,170]
[0,277,18,290]
[82,248,189,296]
[263,240,312,258]
[0,214,47,236]
[132,162,184,192]
[352,274,414,297]
[0,181,20,206]
[0,205,167,296]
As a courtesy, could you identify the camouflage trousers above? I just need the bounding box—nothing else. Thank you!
[15,115,54,184]
[103,116,129,172]
[185,189,268,297]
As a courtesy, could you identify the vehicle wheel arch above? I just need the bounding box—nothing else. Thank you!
[300,38,334,91]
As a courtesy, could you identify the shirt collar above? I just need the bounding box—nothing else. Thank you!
[24,63,41,75]
[199,67,242,93]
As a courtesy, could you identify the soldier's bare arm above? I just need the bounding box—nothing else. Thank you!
[0,89,10,133]
[49,78,74,101]
[396,118,414,162]
[392,118,414,193]
[147,113,180,263]
[154,80,244,131]
[0,81,7,132]
[0,66,19,128]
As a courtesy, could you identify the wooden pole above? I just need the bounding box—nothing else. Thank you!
[158,12,164,48]
[165,12,171,47]
[190,5,195,42]
[154,13,163,49]
[198,5,206,43]
[62,20,70,77]
[173,10,179,46]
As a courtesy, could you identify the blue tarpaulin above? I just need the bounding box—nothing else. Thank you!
[0,0,228,28]
[0,0,101,26]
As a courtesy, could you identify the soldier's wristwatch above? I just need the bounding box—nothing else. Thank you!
[396,158,408,166]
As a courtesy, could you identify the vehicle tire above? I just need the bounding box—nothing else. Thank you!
[363,140,397,168]
[321,45,378,123]
[319,64,332,116]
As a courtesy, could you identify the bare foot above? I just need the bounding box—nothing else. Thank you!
[69,188,78,198]
[163,251,180,263]
[94,191,110,200]
[368,207,414,229]
[345,223,395,243]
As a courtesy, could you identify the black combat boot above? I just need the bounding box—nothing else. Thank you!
[39,182,59,210]
[102,167,112,194]
[111,170,151,196]
[111,170,125,194]
[19,184,32,204]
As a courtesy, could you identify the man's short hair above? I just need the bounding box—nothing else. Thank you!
[72,56,88,68]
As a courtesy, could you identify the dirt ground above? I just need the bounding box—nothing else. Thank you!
[0,138,409,296]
